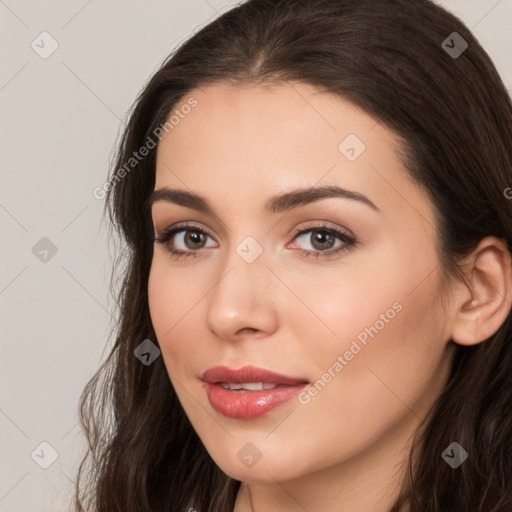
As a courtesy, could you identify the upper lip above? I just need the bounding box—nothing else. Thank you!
[201,365,309,385]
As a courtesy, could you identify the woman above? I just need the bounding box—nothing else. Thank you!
[76,0,512,510]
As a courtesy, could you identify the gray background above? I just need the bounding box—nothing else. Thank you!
[1,1,511,510]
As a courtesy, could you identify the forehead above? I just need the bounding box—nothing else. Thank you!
[155,81,401,185]
[159,82,383,153]
[153,82,434,227]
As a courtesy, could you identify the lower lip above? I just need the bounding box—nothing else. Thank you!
[203,382,308,419]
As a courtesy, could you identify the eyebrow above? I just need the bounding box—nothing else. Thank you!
[146,185,380,215]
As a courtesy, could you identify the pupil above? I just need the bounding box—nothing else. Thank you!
[312,231,333,250]
[187,231,204,248]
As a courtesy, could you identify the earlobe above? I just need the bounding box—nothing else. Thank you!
[451,237,512,347]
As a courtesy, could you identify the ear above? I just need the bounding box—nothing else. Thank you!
[451,236,512,346]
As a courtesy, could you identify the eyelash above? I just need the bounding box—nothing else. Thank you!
[153,222,357,260]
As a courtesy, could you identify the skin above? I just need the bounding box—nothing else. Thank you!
[147,81,512,511]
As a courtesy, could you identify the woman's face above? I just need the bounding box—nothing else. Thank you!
[148,81,457,484]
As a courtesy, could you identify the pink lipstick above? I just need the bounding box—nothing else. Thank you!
[201,365,309,419]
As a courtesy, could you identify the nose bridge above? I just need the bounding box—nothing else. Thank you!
[205,234,277,339]
[218,232,269,292]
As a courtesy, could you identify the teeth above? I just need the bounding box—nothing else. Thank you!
[242,382,264,391]
[218,382,278,390]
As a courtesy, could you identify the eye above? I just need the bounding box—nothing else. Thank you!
[153,223,217,259]
[290,222,356,258]
[153,221,357,260]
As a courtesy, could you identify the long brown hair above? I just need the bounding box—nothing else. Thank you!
[75,1,512,510]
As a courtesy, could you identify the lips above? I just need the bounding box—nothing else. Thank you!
[201,365,309,419]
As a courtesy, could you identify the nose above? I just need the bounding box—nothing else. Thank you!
[205,241,279,342]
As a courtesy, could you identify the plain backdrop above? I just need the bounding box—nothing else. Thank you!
[1,1,511,510]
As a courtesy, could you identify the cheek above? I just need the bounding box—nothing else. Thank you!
[293,241,449,422]
[148,264,171,337]
[266,279,449,478]
[148,257,219,385]
[147,261,194,364]
[324,232,445,359]
[279,255,435,371]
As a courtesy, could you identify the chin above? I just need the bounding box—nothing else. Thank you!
[207,444,309,483]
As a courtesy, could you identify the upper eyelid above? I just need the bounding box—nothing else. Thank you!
[155,219,351,234]
[155,220,209,236]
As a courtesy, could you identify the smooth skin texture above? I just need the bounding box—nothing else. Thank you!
[147,82,512,512]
